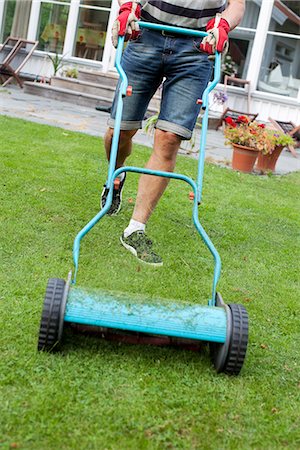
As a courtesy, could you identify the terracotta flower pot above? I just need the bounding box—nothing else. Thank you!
[231,144,259,173]
[256,145,284,173]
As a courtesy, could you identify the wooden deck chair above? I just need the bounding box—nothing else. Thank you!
[0,37,20,64]
[216,107,258,130]
[0,38,38,88]
[215,76,258,130]
[268,118,300,158]
[0,37,23,86]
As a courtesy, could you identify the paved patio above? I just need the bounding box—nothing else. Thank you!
[0,86,299,174]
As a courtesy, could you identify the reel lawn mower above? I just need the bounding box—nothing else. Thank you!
[38,22,248,375]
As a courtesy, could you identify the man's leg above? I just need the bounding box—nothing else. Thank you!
[104,127,138,168]
[121,35,212,265]
[103,27,164,216]
[121,129,181,266]
[132,129,181,223]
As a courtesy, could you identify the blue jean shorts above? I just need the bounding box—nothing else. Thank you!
[108,27,212,140]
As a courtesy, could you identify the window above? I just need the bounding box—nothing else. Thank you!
[239,0,260,29]
[258,1,300,98]
[270,0,300,34]
[73,0,112,62]
[37,1,70,53]
[1,0,32,42]
[224,0,261,80]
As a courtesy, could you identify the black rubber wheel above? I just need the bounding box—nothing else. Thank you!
[38,278,65,352]
[211,303,248,375]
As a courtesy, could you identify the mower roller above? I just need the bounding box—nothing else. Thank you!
[38,22,248,375]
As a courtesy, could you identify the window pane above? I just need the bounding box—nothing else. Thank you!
[270,1,300,34]
[80,0,112,7]
[37,2,70,53]
[258,34,300,98]
[1,0,32,42]
[257,2,300,97]
[239,0,260,29]
[226,29,256,79]
[222,1,260,82]
[73,7,110,61]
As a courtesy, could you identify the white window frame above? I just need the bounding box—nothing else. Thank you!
[27,0,73,54]
[65,0,115,68]
[0,1,5,39]
[27,0,42,41]
[0,0,115,67]
[63,0,80,57]
[246,0,275,91]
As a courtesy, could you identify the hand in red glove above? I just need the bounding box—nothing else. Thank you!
[200,14,230,54]
[112,1,141,48]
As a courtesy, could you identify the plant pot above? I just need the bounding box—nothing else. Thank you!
[256,145,284,173]
[231,144,259,173]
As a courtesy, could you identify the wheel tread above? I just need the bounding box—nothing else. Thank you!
[223,304,249,375]
[38,278,65,351]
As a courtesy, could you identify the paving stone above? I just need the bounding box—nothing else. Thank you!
[0,86,299,175]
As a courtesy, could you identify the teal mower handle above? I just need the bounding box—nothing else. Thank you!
[72,22,222,306]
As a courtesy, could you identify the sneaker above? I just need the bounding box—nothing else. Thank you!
[101,173,126,215]
[120,230,163,266]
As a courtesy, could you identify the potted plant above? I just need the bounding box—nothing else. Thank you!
[144,112,198,155]
[256,131,295,173]
[47,52,66,77]
[224,116,273,173]
[63,66,78,79]
[221,54,237,81]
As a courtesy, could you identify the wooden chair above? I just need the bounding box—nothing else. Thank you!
[216,107,258,129]
[0,37,20,64]
[215,76,258,130]
[268,118,300,158]
[224,76,252,113]
[0,38,38,88]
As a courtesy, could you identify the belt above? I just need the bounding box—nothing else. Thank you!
[161,30,191,38]
[145,26,206,39]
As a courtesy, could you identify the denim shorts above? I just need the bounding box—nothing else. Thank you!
[108,28,212,140]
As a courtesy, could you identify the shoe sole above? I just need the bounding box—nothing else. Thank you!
[120,236,163,267]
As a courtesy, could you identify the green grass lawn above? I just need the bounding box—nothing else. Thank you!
[0,115,299,450]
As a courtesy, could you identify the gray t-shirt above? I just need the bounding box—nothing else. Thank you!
[140,0,227,29]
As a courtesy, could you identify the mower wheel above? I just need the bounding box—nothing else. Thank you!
[211,303,248,375]
[38,278,66,352]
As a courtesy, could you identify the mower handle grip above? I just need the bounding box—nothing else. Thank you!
[138,21,209,38]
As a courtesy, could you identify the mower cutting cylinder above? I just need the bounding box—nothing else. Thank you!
[64,288,227,343]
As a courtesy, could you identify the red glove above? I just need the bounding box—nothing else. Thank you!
[112,1,141,48]
[200,15,230,54]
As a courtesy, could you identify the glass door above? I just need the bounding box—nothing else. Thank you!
[73,0,112,62]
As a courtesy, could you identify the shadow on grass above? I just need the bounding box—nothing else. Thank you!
[59,324,212,369]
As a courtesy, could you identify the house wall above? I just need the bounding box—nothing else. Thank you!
[213,85,300,123]
[1,0,299,124]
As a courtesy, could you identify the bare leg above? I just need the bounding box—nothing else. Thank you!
[132,129,181,224]
[104,127,138,168]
